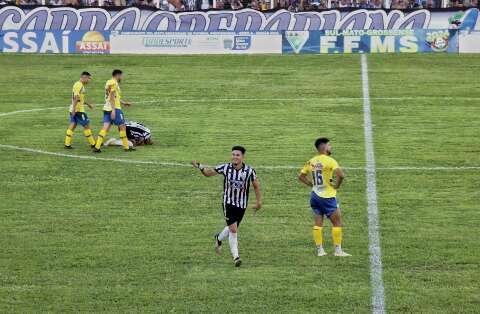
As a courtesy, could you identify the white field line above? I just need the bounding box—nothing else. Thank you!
[0,103,479,171]
[132,96,480,102]
[2,95,480,115]
[0,143,478,171]
[361,54,386,314]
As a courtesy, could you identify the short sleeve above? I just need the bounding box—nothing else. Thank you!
[72,83,82,97]
[107,82,116,94]
[249,168,257,182]
[215,163,227,175]
[330,159,339,170]
[300,161,310,175]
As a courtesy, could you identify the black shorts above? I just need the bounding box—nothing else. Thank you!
[223,203,246,226]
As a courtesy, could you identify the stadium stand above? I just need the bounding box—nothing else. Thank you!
[1,0,477,10]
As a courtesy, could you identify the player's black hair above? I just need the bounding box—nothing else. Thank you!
[81,71,91,77]
[112,69,123,76]
[315,137,330,150]
[232,145,246,154]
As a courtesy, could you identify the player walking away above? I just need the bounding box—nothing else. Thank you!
[298,138,351,257]
[191,146,262,267]
[64,72,96,149]
[93,69,134,153]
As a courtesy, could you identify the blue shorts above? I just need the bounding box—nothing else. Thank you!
[70,112,90,126]
[103,109,125,126]
[310,192,338,217]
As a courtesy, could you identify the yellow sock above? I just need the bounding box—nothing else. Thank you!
[313,226,323,246]
[84,129,95,146]
[65,129,73,146]
[119,130,129,150]
[332,227,343,246]
[95,129,107,149]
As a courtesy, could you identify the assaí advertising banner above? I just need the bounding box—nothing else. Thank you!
[0,30,110,53]
[109,31,281,54]
[282,29,459,54]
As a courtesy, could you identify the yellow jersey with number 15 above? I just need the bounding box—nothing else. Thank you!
[103,78,122,111]
[69,81,86,113]
[300,154,339,198]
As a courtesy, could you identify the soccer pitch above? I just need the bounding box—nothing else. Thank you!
[0,53,479,313]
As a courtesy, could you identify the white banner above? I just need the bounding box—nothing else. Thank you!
[110,32,282,54]
[459,31,480,53]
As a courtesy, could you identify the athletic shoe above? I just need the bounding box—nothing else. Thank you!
[317,247,327,257]
[234,257,242,267]
[334,251,351,257]
[92,148,101,153]
[64,145,73,149]
[124,147,136,152]
[214,233,222,255]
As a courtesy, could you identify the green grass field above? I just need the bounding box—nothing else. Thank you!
[0,54,479,313]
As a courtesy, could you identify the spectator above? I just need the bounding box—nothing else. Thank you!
[19,0,42,4]
[260,0,269,9]
[337,0,352,7]
[249,0,260,8]
[371,0,382,8]
[358,0,371,8]
[229,0,244,9]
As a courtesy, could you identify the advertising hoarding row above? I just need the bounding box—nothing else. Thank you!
[0,29,478,54]
[282,29,460,53]
[110,31,281,54]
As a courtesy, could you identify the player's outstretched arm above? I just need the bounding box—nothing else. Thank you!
[252,178,262,212]
[121,100,132,107]
[332,167,345,190]
[191,160,217,177]
[298,173,313,187]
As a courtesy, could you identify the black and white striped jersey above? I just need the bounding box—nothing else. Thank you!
[215,163,257,209]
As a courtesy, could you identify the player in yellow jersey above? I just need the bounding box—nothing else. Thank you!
[64,72,96,149]
[298,138,351,257]
[93,69,134,153]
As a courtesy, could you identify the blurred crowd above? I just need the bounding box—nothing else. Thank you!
[1,0,477,10]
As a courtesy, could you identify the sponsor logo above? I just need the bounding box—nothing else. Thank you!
[223,36,251,50]
[143,37,192,48]
[229,179,246,190]
[426,30,449,52]
[285,31,309,54]
[75,31,109,54]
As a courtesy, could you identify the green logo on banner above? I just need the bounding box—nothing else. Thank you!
[285,31,309,54]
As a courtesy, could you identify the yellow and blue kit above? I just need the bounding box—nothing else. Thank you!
[301,154,340,217]
[69,81,90,126]
[102,78,125,125]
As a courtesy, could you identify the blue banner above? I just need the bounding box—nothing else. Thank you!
[283,29,459,54]
[0,31,110,54]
